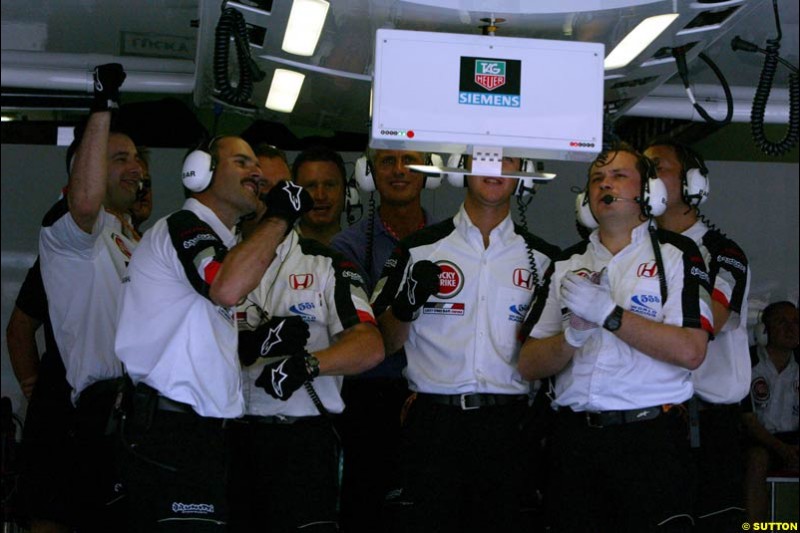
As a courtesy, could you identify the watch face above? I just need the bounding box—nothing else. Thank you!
[604,306,622,332]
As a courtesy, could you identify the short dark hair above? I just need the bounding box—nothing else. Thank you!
[588,141,653,184]
[292,146,346,187]
[253,143,288,164]
[762,301,798,327]
[66,118,134,175]
[643,138,707,176]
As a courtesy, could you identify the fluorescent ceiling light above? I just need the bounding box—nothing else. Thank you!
[604,13,679,70]
[265,69,305,113]
[282,0,330,57]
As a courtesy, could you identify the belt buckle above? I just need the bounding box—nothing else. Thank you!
[585,411,604,429]
[459,394,481,411]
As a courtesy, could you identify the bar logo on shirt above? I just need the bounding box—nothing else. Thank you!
[423,302,465,316]
[435,261,464,299]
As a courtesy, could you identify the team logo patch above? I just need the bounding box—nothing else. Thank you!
[513,268,534,290]
[171,502,215,515]
[751,377,770,405]
[459,57,521,108]
[289,273,314,290]
[637,261,658,278]
[630,294,660,318]
[435,261,464,299]
[422,302,465,316]
[289,302,317,322]
[111,232,133,260]
[508,303,529,323]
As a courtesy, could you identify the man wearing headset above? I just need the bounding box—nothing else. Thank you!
[372,155,559,533]
[645,140,751,531]
[330,149,439,533]
[227,143,384,531]
[742,301,799,521]
[114,135,312,530]
[519,143,713,533]
[292,145,347,246]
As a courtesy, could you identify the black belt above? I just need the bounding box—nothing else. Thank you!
[233,414,319,425]
[695,398,741,412]
[156,396,196,415]
[416,393,527,411]
[560,405,671,428]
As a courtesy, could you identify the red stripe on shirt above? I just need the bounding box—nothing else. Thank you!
[357,309,377,326]
[700,315,714,334]
[711,288,730,309]
[204,260,222,284]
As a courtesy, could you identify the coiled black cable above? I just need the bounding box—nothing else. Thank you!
[515,194,541,291]
[364,192,376,279]
[213,6,265,107]
[749,39,800,156]
[731,0,799,156]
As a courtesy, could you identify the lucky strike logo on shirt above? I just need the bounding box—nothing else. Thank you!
[435,261,464,299]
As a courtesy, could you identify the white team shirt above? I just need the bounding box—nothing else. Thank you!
[749,345,799,434]
[40,200,137,403]
[372,205,559,395]
[115,198,244,418]
[529,222,714,412]
[238,230,376,417]
[684,221,752,404]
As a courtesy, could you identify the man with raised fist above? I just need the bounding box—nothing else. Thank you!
[371,156,559,533]
[114,135,314,531]
[38,62,143,531]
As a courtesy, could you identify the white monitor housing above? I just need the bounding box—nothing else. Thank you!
[371,29,605,178]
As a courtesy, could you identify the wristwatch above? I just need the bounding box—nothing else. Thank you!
[305,353,321,378]
[603,305,624,332]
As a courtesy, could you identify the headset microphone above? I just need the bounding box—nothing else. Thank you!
[601,195,638,204]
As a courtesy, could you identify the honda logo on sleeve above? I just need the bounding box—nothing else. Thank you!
[513,268,534,290]
[289,273,314,290]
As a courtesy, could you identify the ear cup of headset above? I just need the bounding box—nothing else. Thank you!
[641,177,668,217]
[445,153,468,188]
[344,178,363,224]
[575,191,599,230]
[353,156,375,192]
[684,168,710,206]
[182,150,215,192]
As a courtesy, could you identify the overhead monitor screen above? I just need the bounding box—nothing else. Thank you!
[371,29,605,161]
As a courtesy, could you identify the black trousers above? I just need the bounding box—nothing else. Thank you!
[549,408,694,533]
[226,415,339,532]
[119,393,229,532]
[395,396,530,533]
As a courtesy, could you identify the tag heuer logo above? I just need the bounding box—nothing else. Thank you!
[474,60,506,91]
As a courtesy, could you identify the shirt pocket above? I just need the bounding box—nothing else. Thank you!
[490,287,532,358]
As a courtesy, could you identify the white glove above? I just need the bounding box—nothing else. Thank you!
[564,313,600,348]
[560,269,616,326]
